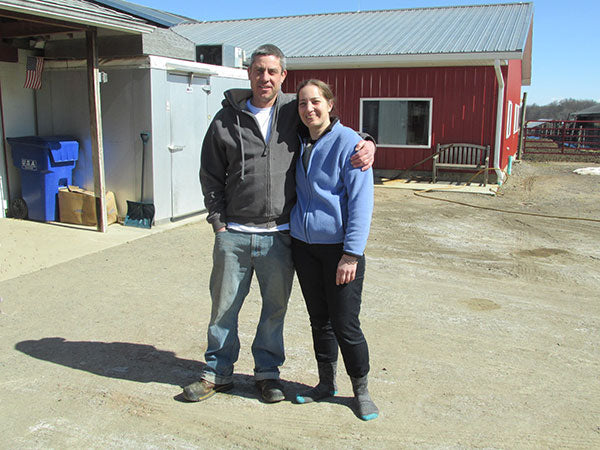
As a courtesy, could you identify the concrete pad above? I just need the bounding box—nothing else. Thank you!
[0,214,205,282]
[377,178,499,195]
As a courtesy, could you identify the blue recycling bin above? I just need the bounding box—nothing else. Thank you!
[8,136,79,222]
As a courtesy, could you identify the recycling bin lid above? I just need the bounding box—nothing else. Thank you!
[7,136,79,162]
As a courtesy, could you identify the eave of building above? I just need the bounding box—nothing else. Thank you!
[287,51,521,69]
[42,54,249,80]
[287,50,532,87]
[0,1,155,34]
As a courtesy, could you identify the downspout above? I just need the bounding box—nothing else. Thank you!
[493,60,506,185]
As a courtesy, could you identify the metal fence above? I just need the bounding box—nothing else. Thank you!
[523,120,600,156]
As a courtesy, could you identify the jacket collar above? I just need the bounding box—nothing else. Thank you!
[224,88,283,113]
[299,117,340,143]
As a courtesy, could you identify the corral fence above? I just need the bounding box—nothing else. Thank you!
[522,120,600,158]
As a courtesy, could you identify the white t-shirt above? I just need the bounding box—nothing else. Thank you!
[246,100,274,142]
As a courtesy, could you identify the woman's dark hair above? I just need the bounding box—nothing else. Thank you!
[296,79,336,115]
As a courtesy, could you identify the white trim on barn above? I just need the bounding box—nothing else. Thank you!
[287,53,519,70]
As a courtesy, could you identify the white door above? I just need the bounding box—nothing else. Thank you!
[167,73,209,218]
[0,114,6,218]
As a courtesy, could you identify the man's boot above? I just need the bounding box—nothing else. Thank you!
[183,379,233,402]
[350,375,379,421]
[296,361,338,404]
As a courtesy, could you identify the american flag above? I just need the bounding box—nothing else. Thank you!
[23,56,44,90]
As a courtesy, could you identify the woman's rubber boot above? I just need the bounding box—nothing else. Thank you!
[296,361,338,404]
[350,375,379,421]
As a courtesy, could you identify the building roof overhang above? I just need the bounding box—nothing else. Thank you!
[0,0,155,35]
[287,52,522,70]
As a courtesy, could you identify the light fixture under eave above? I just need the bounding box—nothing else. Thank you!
[29,37,46,49]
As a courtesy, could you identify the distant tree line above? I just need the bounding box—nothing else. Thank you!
[525,98,599,121]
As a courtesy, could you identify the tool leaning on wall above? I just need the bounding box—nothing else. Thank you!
[123,131,155,229]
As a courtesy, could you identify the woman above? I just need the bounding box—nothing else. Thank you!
[290,79,378,421]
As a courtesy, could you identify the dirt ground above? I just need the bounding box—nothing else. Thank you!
[1,160,599,448]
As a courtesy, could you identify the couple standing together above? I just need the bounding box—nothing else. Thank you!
[184,44,378,421]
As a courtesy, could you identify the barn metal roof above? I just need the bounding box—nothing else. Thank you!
[92,0,193,27]
[173,2,533,64]
[572,104,600,116]
[0,0,155,33]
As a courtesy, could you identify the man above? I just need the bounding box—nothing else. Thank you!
[183,44,375,403]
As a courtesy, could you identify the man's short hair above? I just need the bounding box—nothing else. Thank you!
[250,44,286,72]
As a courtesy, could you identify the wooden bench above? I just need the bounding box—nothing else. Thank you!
[432,143,490,186]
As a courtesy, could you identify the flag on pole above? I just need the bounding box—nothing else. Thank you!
[24,56,44,90]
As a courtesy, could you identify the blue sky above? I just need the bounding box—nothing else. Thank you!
[133,0,599,106]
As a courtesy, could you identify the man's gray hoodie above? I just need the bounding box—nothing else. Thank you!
[200,88,300,232]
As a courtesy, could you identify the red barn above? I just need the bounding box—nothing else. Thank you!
[175,2,533,183]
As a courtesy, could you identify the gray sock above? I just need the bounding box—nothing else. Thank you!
[350,375,379,421]
[296,383,336,403]
[296,361,338,404]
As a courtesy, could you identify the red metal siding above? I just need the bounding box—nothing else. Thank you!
[284,67,499,171]
[500,59,523,169]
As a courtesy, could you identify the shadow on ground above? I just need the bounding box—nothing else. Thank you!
[15,337,331,405]
[15,337,203,387]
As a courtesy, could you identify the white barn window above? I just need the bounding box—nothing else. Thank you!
[506,100,513,139]
[514,103,521,134]
[360,98,432,148]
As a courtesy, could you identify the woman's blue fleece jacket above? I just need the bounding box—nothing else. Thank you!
[290,120,374,257]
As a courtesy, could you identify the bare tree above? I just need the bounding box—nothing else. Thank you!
[526,99,598,121]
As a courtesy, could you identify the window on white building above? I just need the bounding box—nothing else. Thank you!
[360,98,432,147]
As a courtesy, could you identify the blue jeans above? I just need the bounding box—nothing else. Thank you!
[201,230,294,384]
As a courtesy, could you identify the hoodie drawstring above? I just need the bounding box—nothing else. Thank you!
[236,113,245,181]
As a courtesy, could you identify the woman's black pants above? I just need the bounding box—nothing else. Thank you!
[291,238,370,378]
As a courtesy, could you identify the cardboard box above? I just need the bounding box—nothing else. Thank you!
[58,186,118,226]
